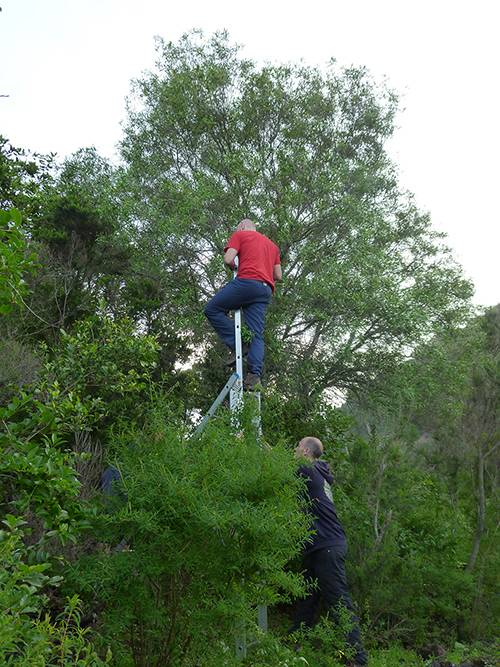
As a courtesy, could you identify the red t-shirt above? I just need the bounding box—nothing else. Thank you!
[224,230,281,290]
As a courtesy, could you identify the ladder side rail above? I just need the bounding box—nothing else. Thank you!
[230,255,247,660]
[193,373,239,438]
[229,256,243,414]
[196,253,266,655]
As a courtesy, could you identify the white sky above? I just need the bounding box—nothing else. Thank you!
[1,0,498,307]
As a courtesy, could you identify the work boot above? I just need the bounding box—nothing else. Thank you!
[243,372,261,391]
[225,343,249,367]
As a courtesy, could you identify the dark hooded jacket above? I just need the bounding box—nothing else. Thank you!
[298,459,347,554]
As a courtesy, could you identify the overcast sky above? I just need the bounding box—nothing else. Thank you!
[1,0,498,307]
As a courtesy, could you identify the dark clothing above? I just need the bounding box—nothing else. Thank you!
[101,465,122,496]
[291,544,368,665]
[298,460,346,554]
[204,277,272,375]
[293,460,367,665]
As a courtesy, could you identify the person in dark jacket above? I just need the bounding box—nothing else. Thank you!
[291,436,368,667]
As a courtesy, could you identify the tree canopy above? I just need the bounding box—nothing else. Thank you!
[120,31,473,400]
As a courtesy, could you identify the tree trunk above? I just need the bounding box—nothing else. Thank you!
[466,447,486,572]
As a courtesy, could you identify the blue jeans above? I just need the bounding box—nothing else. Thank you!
[204,277,272,375]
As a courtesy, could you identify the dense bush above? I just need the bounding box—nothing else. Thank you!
[0,28,497,666]
[0,394,104,664]
[0,517,109,666]
[0,208,37,315]
[41,314,159,435]
[64,402,310,666]
[0,315,159,665]
[332,437,475,646]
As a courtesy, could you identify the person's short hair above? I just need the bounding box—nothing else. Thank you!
[301,437,323,459]
[237,218,256,231]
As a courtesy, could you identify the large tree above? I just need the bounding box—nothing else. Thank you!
[3,147,133,344]
[122,31,472,400]
[346,304,500,638]
[0,135,54,215]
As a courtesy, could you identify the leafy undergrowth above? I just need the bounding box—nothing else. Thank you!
[446,641,499,666]
[244,640,499,667]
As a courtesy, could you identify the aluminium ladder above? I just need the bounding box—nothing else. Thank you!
[194,256,267,659]
[194,256,261,438]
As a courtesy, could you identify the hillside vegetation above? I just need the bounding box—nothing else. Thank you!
[0,31,498,667]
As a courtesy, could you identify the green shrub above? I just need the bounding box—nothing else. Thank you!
[0,315,159,665]
[0,208,37,315]
[0,516,109,666]
[66,401,310,666]
[41,315,159,435]
[330,437,474,646]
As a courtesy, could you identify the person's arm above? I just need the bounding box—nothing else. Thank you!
[223,232,240,269]
[224,247,238,267]
[273,245,282,281]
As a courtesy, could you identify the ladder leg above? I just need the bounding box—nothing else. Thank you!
[193,373,239,438]
[257,605,268,632]
[235,620,247,660]
[229,306,244,417]
[232,304,248,658]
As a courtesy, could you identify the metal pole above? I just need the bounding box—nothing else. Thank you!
[230,256,248,659]
[193,373,239,438]
[235,620,247,660]
[257,605,268,632]
[229,257,243,417]
[195,254,267,656]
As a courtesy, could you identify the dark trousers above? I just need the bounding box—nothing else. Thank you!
[291,544,368,665]
[204,277,272,375]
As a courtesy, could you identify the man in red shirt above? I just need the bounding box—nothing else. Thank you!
[204,219,282,390]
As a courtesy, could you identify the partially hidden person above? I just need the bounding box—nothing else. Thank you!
[291,436,368,667]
